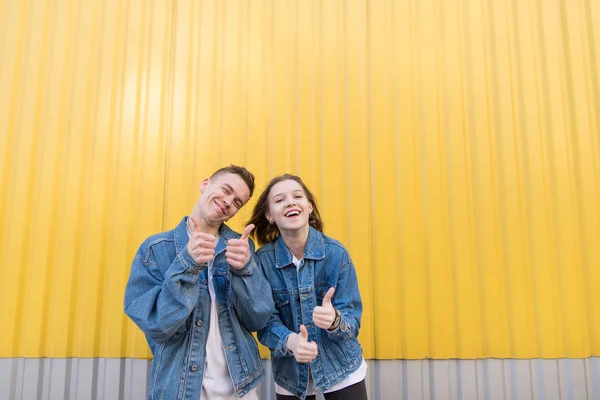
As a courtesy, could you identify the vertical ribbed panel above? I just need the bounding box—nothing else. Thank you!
[0,358,150,400]
[0,0,173,358]
[0,358,598,400]
[0,0,599,359]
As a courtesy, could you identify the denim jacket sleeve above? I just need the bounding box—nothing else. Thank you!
[124,239,205,343]
[230,239,275,332]
[256,256,295,357]
[326,253,363,343]
[257,307,295,358]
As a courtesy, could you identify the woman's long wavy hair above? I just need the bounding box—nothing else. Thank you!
[247,174,324,246]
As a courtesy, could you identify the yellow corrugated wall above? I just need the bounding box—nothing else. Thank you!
[1,0,599,360]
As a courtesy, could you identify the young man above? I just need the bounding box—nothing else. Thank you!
[125,165,274,399]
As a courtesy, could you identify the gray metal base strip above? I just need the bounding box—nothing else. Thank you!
[1,358,598,399]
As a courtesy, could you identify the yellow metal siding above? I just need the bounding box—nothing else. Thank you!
[0,0,598,359]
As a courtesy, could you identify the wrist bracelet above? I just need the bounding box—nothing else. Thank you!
[328,309,341,331]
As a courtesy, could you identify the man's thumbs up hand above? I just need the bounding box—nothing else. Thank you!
[225,224,255,270]
[240,224,254,241]
[186,216,216,266]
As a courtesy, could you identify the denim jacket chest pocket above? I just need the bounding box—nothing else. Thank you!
[273,291,295,328]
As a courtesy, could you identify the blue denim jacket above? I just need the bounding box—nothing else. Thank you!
[124,217,274,399]
[257,227,364,399]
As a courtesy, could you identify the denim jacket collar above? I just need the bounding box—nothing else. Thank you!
[274,226,326,268]
[176,217,239,255]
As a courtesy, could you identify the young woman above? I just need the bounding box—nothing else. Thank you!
[247,174,367,400]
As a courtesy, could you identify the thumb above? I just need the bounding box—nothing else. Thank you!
[299,325,308,340]
[190,216,201,234]
[323,287,335,306]
[241,224,255,241]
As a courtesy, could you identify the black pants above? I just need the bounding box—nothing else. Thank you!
[275,380,368,400]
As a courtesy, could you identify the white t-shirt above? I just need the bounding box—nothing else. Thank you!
[275,255,367,396]
[186,224,258,399]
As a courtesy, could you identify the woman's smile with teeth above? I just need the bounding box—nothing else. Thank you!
[285,210,300,217]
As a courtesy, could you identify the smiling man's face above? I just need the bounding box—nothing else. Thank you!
[197,172,251,227]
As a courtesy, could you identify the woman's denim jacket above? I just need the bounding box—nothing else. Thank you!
[124,217,274,399]
[257,227,364,399]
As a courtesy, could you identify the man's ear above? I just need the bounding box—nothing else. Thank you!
[199,178,210,192]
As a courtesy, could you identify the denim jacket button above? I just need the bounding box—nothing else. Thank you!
[190,365,198,371]
[196,320,203,327]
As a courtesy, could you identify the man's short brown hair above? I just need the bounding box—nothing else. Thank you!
[211,165,255,198]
